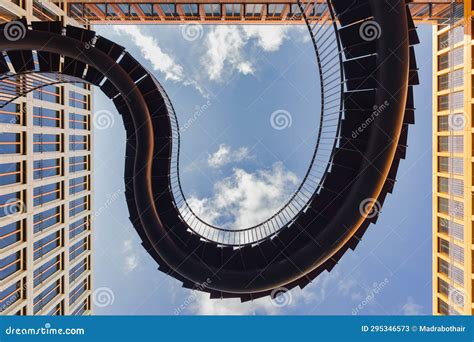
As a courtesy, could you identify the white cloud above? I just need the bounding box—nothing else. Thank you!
[207,144,251,168]
[242,26,290,52]
[114,25,311,90]
[122,239,139,273]
[201,26,252,81]
[187,162,298,229]
[124,254,139,272]
[401,297,423,315]
[338,278,359,298]
[201,25,303,81]
[114,25,207,96]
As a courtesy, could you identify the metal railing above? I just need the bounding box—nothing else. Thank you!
[166,0,344,246]
[0,14,345,247]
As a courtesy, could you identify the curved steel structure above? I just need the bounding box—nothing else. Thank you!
[0,0,419,301]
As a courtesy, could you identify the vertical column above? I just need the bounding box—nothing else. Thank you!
[22,0,34,317]
[24,91,34,315]
[462,2,472,316]
[465,1,474,316]
[63,84,71,314]
[88,85,94,314]
[432,22,438,315]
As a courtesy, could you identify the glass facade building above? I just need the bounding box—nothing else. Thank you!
[432,2,472,315]
[0,1,93,315]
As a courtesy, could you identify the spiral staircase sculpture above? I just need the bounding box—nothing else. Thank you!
[0,0,418,301]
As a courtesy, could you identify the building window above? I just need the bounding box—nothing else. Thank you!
[69,156,88,173]
[0,221,23,250]
[438,298,460,315]
[69,217,90,240]
[438,238,450,255]
[438,113,465,131]
[437,238,464,264]
[438,31,449,50]
[225,4,240,17]
[160,4,177,17]
[0,280,23,312]
[0,133,21,154]
[48,301,63,315]
[0,162,21,186]
[245,4,263,17]
[438,197,463,218]
[0,192,24,218]
[438,136,463,153]
[438,94,450,111]
[69,91,88,110]
[438,258,464,286]
[182,4,199,16]
[33,182,61,207]
[438,156,463,174]
[33,279,61,314]
[70,196,88,217]
[69,135,88,151]
[69,236,89,261]
[33,85,61,104]
[33,255,61,287]
[438,47,464,71]
[33,107,61,128]
[33,134,61,153]
[438,177,449,193]
[70,277,89,305]
[104,4,119,18]
[69,256,89,283]
[33,206,62,234]
[438,217,464,242]
[267,4,284,17]
[33,158,61,180]
[117,4,130,16]
[451,92,463,109]
[0,103,20,125]
[69,176,88,195]
[71,299,88,315]
[437,177,463,197]
[438,115,449,131]
[438,69,463,91]
[290,4,302,17]
[0,251,22,280]
[69,113,88,130]
[204,4,220,17]
[33,231,61,260]
[138,4,155,17]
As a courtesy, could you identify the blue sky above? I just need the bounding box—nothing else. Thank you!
[90,23,433,315]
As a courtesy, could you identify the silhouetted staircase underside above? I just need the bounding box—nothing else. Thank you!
[0,0,418,301]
